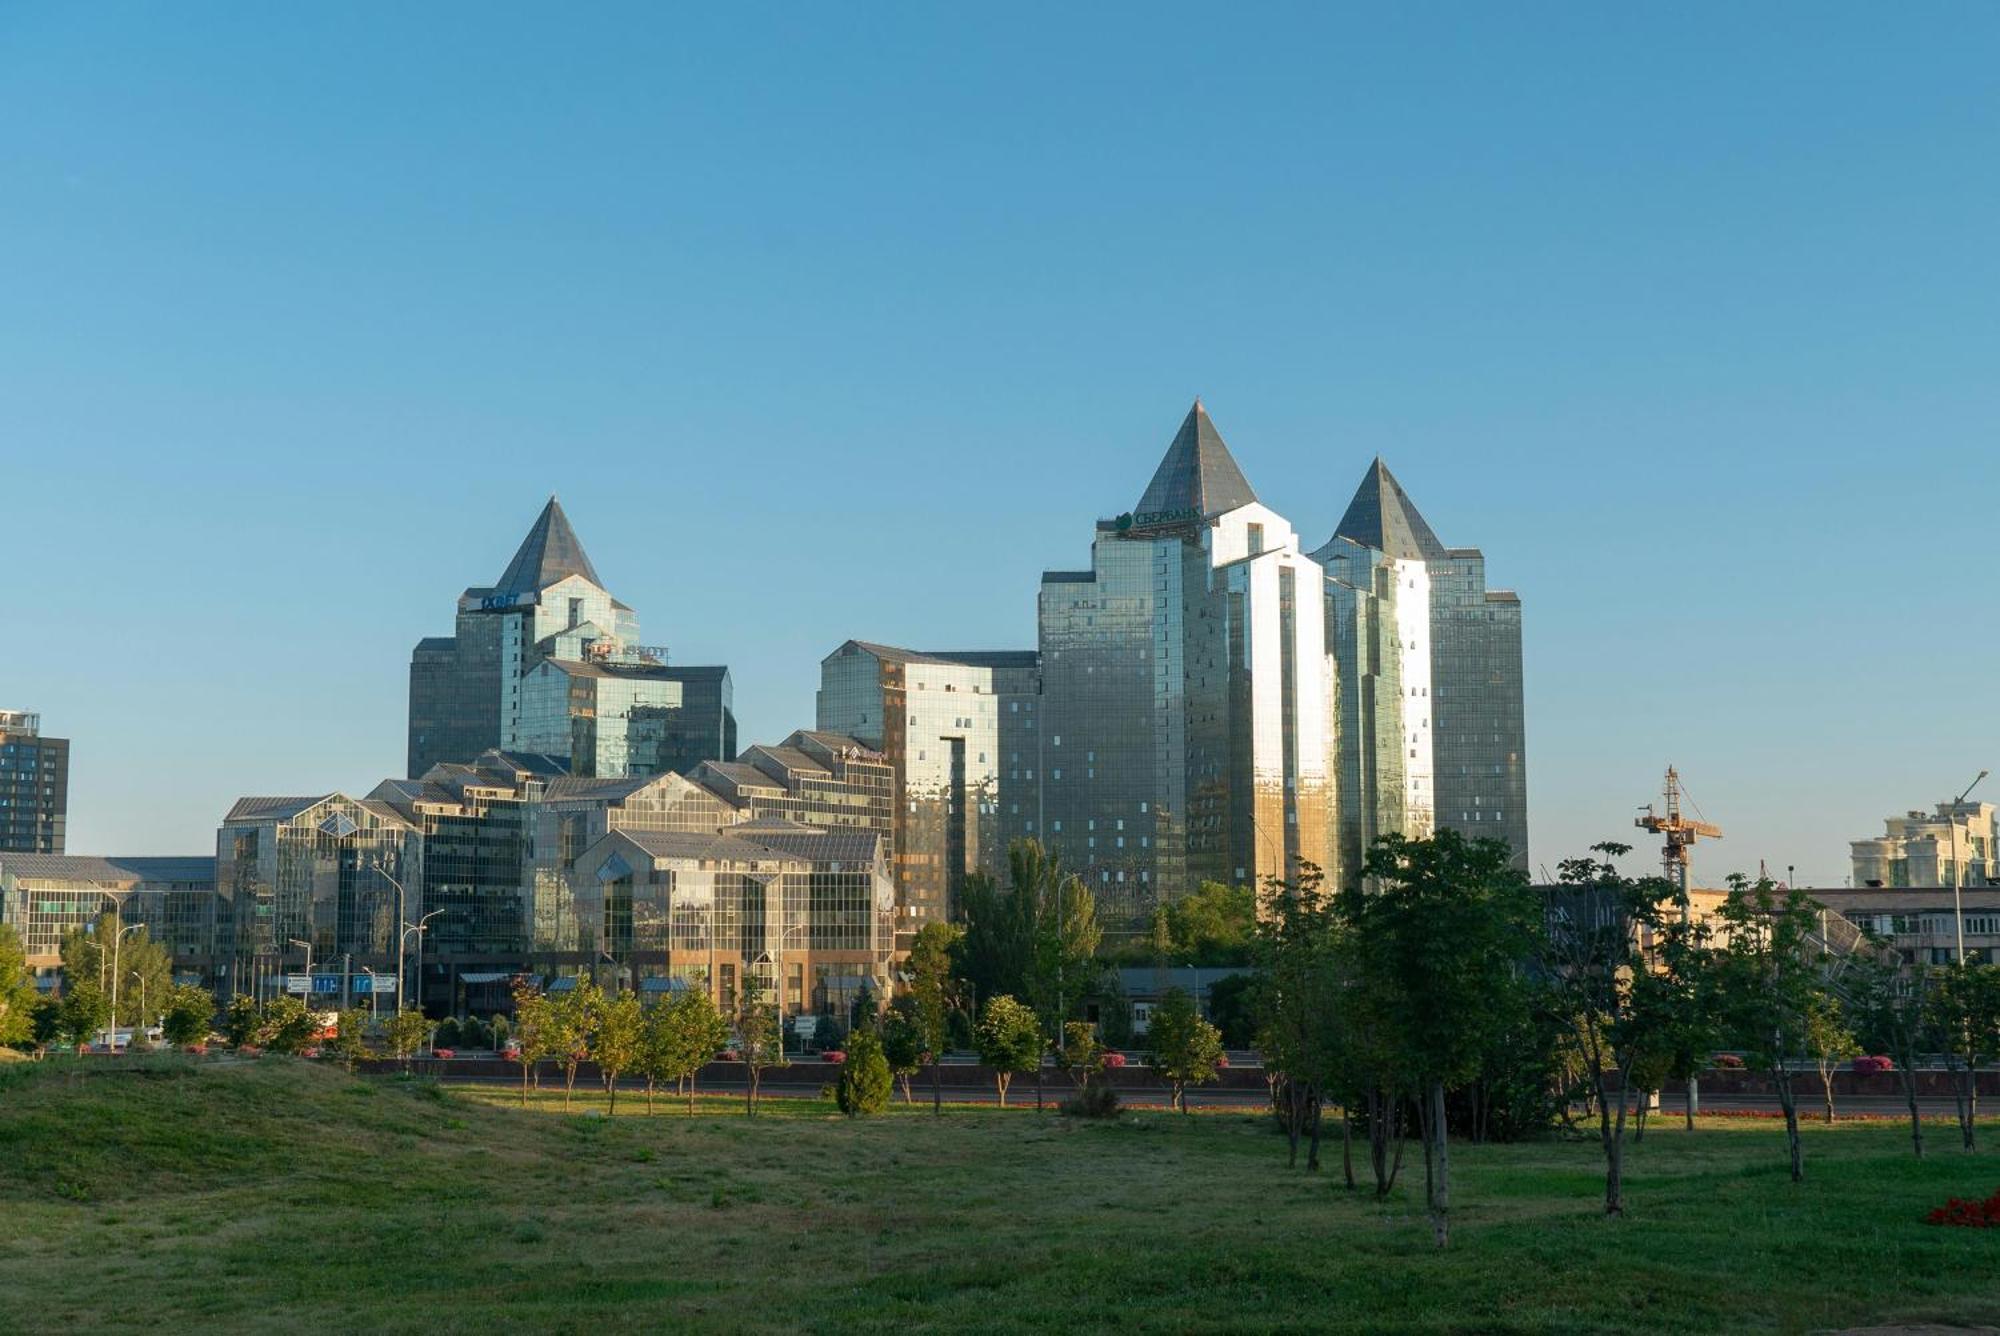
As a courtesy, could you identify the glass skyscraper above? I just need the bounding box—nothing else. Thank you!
[408,497,733,780]
[1313,459,1528,876]
[0,710,69,854]
[1037,402,1338,929]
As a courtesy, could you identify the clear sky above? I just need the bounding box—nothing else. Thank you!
[5,5,1997,887]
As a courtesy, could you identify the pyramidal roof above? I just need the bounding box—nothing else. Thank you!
[1132,399,1259,520]
[1331,459,1448,561]
[494,496,604,595]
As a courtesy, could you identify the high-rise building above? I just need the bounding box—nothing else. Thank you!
[1313,459,1527,875]
[816,641,1038,943]
[1036,402,1338,928]
[1851,800,1999,889]
[0,710,69,854]
[407,498,734,780]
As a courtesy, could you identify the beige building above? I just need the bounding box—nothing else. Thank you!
[1851,800,1998,889]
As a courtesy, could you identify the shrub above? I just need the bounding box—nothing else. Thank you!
[1928,1190,2000,1228]
[1061,1081,1123,1119]
[835,1029,891,1116]
[433,1018,462,1048]
[1852,1054,1895,1074]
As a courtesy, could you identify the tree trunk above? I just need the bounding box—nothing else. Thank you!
[521,1062,530,1108]
[1341,1106,1355,1190]
[1596,1069,1628,1217]
[1775,1069,1803,1183]
[1820,1060,1835,1124]
[899,1072,913,1105]
[996,1072,1010,1108]
[1388,1099,1408,1195]
[1367,1088,1388,1196]
[931,1057,943,1116]
[1632,1092,1647,1145]
[1285,1081,1302,1169]
[687,1071,698,1115]
[1954,1063,1976,1151]
[746,1066,759,1118]
[645,1078,655,1115]
[1035,1062,1044,1112]
[1425,1081,1450,1249]
[563,1063,577,1111]
[1305,1094,1323,1172]
[607,1072,618,1117]
[1684,1081,1695,1131]
[1900,1066,1923,1158]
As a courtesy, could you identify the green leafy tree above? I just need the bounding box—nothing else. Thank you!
[223,995,263,1048]
[261,995,324,1055]
[384,1008,434,1069]
[546,977,599,1110]
[1351,830,1541,1247]
[956,869,1036,1011]
[324,1009,372,1069]
[836,1026,893,1116]
[1848,947,1934,1157]
[1023,842,1100,1109]
[1803,988,1860,1124]
[591,990,645,1116]
[732,977,787,1117]
[1924,960,2000,1152]
[1153,881,1258,966]
[59,912,172,1028]
[908,920,964,1114]
[641,987,730,1114]
[28,996,61,1053]
[975,994,1043,1108]
[1253,864,1357,1182]
[0,925,39,1049]
[1203,971,1258,1048]
[1712,876,1832,1182]
[511,980,556,1106]
[160,984,216,1050]
[1147,987,1224,1113]
[57,984,111,1048]
[881,998,925,1104]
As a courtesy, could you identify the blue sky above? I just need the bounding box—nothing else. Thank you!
[4,5,1997,885]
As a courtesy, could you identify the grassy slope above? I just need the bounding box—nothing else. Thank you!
[1,1058,1998,1334]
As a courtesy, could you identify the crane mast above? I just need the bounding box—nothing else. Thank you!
[1635,765,1723,904]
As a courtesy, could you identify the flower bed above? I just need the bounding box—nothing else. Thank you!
[1928,1190,2000,1228]
[1852,1055,1895,1074]
[1711,1053,1745,1069]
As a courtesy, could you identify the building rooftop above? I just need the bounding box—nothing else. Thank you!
[1131,399,1259,521]
[223,795,332,824]
[492,496,604,597]
[1328,458,1449,562]
[0,853,215,885]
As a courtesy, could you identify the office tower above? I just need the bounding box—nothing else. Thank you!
[1313,459,1527,876]
[1036,402,1337,929]
[0,710,69,854]
[816,641,1038,943]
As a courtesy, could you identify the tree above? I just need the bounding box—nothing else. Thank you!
[59,912,171,1028]
[1148,988,1223,1113]
[641,988,729,1114]
[1712,876,1831,1183]
[836,1027,893,1116]
[1204,971,1258,1049]
[324,1009,372,1069]
[975,994,1043,1108]
[732,977,787,1117]
[1153,881,1258,966]
[1538,843,1684,1215]
[384,1008,434,1069]
[261,996,323,1055]
[545,978,599,1110]
[57,984,111,1048]
[223,995,263,1048]
[1925,961,2000,1152]
[1803,988,1860,1124]
[1351,830,1541,1247]
[511,980,556,1107]
[1848,947,1934,1157]
[159,985,215,1050]
[881,999,925,1105]
[590,990,645,1116]
[28,996,61,1054]
[908,921,963,1115]
[0,925,38,1049]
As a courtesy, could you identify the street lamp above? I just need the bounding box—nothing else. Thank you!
[1946,770,1990,963]
[130,969,149,1045]
[371,860,412,1011]
[359,966,381,1022]
[107,921,141,1051]
[402,910,442,1017]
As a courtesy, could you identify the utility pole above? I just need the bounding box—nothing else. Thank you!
[1946,771,1989,963]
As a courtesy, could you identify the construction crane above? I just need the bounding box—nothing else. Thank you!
[1635,765,1722,904]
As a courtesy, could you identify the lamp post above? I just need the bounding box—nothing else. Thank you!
[371,861,415,1013]
[130,969,149,1045]
[107,921,141,1050]
[360,966,381,1023]
[287,937,314,1003]
[1947,770,1990,963]
[402,910,442,1018]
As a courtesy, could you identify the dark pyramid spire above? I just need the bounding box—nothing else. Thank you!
[1332,458,1448,561]
[494,496,604,595]
[1133,398,1259,519]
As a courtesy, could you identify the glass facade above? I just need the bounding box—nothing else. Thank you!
[816,642,1033,945]
[0,854,216,983]
[0,710,69,855]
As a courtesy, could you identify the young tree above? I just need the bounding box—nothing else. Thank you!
[881,998,925,1104]
[1253,865,1351,1179]
[975,994,1043,1108]
[1351,830,1541,1247]
[223,995,263,1048]
[546,977,600,1110]
[60,912,172,1028]
[1153,880,1259,966]
[1538,843,1683,1216]
[1803,988,1860,1124]
[1147,987,1224,1113]
[511,980,556,1107]
[1019,841,1101,1094]
[907,920,964,1115]
[591,989,645,1116]
[159,985,216,1050]
[1848,948,1934,1157]
[674,988,730,1114]
[383,1008,434,1069]
[732,977,787,1117]
[0,925,39,1049]
[1924,961,2000,1152]
[324,1009,372,1070]
[1713,876,1831,1183]
[57,984,111,1049]
[836,1026,893,1116]
[262,995,324,1055]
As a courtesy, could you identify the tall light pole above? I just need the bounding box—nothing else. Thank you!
[372,861,412,1013]
[130,969,149,1044]
[403,910,442,1017]
[360,966,381,1023]
[107,921,141,1050]
[287,937,314,1003]
[1947,770,1989,963]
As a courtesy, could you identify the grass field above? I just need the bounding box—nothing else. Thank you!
[2,1056,1998,1333]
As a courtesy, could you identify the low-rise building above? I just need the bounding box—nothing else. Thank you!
[0,853,217,987]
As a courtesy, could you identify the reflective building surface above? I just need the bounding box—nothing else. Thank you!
[0,853,216,985]
[1037,402,1338,929]
[0,710,69,854]
[1313,459,1527,875]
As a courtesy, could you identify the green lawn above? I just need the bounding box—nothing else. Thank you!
[2,1056,1998,1333]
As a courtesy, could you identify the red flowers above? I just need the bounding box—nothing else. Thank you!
[1712,1053,1746,1069]
[1852,1055,1895,1074]
[1102,1052,1128,1069]
[1216,1054,1231,1069]
[822,1050,846,1064]
[1928,1190,2000,1228]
